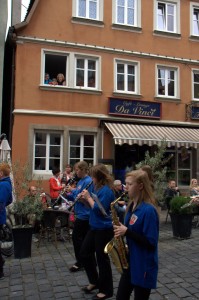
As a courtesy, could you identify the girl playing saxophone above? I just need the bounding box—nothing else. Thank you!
[114,169,159,300]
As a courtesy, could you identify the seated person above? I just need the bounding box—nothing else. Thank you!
[164,180,180,210]
[57,73,66,86]
[113,179,126,223]
[44,73,52,84]
[190,178,199,196]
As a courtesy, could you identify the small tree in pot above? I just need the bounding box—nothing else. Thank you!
[169,196,196,239]
[9,161,44,258]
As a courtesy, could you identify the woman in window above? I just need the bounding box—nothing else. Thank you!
[80,164,115,300]
[114,169,159,300]
[56,73,66,86]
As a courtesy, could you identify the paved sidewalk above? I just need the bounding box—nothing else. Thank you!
[0,210,199,300]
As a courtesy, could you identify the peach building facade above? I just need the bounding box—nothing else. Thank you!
[4,0,199,191]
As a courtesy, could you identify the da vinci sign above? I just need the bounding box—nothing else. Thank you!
[108,98,161,119]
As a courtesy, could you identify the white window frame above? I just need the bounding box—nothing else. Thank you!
[69,132,97,166]
[156,65,179,98]
[33,131,63,175]
[73,0,103,21]
[41,49,69,87]
[154,0,180,34]
[192,69,199,101]
[75,55,100,89]
[114,59,139,94]
[113,0,139,27]
[190,2,199,36]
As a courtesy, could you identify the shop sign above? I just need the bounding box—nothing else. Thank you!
[109,98,161,119]
[191,106,199,120]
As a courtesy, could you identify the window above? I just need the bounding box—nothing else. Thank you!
[192,5,199,36]
[76,0,99,20]
[192,69,199,100]
[115,0,137,26]
[69,133,96,166]
[34,132,63,172]
[165,148,191,187]
[75,57,98,89]
[156,1,177,33]
[157,66,178,98]
[43,52,67,86]
[115,60,138,93]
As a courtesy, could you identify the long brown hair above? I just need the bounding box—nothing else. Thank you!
[126,169,156,213]
[90,164,114,190]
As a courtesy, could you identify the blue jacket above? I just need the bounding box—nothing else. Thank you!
[67,175,93,220]
[0,177,13,225]
[125,202,159,289]
[89,185,115,230]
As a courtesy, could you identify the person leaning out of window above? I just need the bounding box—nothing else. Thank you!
[57,73,66,86]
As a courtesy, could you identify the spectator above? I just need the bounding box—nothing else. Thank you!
[164,180,180,211]
[0,162,13,279]
[50,78,58,85]
[49,168,65,206]
[113,179,126,223]
[57,73,66,86]
[44,73,52,84]
[190,178,199,196]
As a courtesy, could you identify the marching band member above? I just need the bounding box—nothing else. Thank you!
[114,169,159,300]
[80,164,115,300]
[66,161,92,272]
[190,178,199,196]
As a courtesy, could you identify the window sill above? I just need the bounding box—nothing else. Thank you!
[112,24,142,33]
[113,92,142,99]
[153,30,181,39]
[40,85,102,95]
[189,35,199,42]
[71,17,104,27]
[154,96,181,103]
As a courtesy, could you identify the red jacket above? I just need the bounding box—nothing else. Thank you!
[49,177,62,199]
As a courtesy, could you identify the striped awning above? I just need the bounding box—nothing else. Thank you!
[105,123,199,148]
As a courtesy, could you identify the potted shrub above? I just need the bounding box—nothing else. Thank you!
[169,196,195,239]
[11,194,44,258]
[9,161,44,258]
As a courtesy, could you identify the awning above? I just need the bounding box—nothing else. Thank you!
[105,123,199,148]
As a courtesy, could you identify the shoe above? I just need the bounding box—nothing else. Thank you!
[69,265,83,272]
[92,293,112,300]
[82,284,98,294]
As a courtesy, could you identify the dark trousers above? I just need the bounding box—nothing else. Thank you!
[72,218,90,267]
[80,228,114,296]
[116,269,151,300]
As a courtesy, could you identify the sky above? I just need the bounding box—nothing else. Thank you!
[6,0,30,38]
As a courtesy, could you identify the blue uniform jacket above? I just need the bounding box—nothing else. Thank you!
[89,185,115,230]
[0,177,13,225]
[67,175,92,220]
[125,202,159,289]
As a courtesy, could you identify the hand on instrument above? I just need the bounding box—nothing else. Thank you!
[113,223,127,238]
[80,189,90,201]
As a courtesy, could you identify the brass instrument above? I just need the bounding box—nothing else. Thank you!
[104,192,129,274]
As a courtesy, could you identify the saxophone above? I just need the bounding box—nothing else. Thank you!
[104,192,129,274]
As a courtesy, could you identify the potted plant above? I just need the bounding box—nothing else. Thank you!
[9,161,44,258]
[169,196,195,239]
